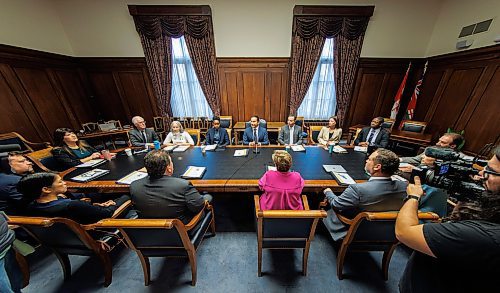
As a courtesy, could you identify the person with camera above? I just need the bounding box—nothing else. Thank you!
[396,147,500,292]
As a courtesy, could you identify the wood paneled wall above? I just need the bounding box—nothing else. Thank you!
[217,58,289,123]
[0,43,498,153]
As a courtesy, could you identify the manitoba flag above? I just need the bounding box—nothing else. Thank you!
[390,63,411,119]
[404,61,428,120]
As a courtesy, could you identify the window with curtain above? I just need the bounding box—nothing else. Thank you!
[171,36,214,117]
[297,38,336,119]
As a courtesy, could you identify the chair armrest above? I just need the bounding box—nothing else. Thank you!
[111,200,132,218]
[301,195,310,210]
[260,210,327,219]
[89,218,175,229]
[185,201,212,231]
[254,195,262,217]
[319,199,328,209]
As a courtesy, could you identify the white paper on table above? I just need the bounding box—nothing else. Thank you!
[204,144,217,151]
[291,145,305,152]
[173,145,190,152]
[181,166,206,179]
[354,146,367,153]
[75,159,106,168]
[333,145,348,153]
[234,149,248,157]
[163,145,177,151]
[323,165,347,173]
[116,171,148,185]
[71,169,110,182]
[332,172,356,185]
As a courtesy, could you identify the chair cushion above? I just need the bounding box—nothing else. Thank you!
[402,124,424,133]
[262,239,307,249]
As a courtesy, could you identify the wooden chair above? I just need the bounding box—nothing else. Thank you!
[91,202,216,286]
[254,195,327,277]
[319,201,439,280]
[186,129,201,146]
[82,122,99,133]
[308,126,323,144]
[381,118,396,132]
[0,132,50,152]
[219,116,233,129]
[105,120,122,129]
[26,147,66,172]
[400,120,427,134]
[7,200,131,287]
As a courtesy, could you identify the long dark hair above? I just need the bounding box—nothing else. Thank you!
[17,172,57,203]
[328,116,339,129]
[53,128,92,156]
[446,146,500,224]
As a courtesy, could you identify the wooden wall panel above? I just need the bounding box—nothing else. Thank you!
[412,70,444,121]
[86,72,128,124]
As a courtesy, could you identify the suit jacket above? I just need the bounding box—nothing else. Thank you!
[317,127,342,145]
[354,127,390,148]
[242,127,269,145]
[400,153,424,166]
[0,172,23,214]
[130,176,206,224]
[129,128,160,147]
[51,145,98,169]
[323,178,407,241]
[205,127,230,146]
[278,125,303,145]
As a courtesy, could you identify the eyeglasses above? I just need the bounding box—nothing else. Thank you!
[483,166,500,179]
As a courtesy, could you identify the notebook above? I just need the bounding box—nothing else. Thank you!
[71,169,110,182]
[291,145,306,152]
[173,145,190,152]
[181,166,206,179]
[234,149,248,157]
[331,172,356,185]
[323,165,347,173]
[116,170,148,185]
[75,159,106,168]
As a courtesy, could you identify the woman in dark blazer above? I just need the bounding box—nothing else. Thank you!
[205,117,230,147]
[51,128,101,169]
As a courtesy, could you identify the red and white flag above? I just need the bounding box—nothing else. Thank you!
[390,63,411,119]
[404,61,428,120]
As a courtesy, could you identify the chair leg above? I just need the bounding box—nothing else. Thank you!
[53,251,71,280]
[187,249,197,286]
[257,244,263,277]
[302,243,312,276]
[96,252,113,287]
[14,250,30,288]
[382,244,398,281]
[136,251,151,286]
[336,243,348,280]
[210,216,216,236]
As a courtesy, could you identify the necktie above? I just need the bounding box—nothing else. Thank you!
[253,129,258,143]
[142,131,148,143]
[367,129,375,144]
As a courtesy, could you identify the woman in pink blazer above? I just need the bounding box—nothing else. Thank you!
[258,150,305,210]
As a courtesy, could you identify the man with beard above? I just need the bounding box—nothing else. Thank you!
[0,152,34,214]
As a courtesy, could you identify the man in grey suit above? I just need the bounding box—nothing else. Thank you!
[129,116,160,148]
[323,148,407,241]
[278,115,304,145]
[400,133,464,167]
[130,150,212,224]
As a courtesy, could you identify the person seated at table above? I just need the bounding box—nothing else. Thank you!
[129,116,160,148]
[205,117,230,147]
[17,173,130,224]
[323,149,406,241]
[243,115,269,146]
[354,117,390,148]
[51,128,101,169]
[278,115,304,146]
[317,116,342,146]
[0,151,34,215]
[400,133,464,166]
[259,150,304,210]
[130,150,211,224]
[398,149,449,217]
[163,121,194,146]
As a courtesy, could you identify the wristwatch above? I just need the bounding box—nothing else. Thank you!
[404,195,420,203]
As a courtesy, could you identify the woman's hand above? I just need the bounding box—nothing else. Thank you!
[91,152,101,159]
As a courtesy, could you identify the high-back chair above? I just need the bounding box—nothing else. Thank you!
[186,129,201,146]
[219,116,233,129]
[381,118,396,132]
[0,132,50,152]
[254,195,327,276]
[82,122,100,133]
[26,147,66,172]
[319,201,439,280]
[400,120,427,134]
[91,202,215,286]
[308,126,323,144]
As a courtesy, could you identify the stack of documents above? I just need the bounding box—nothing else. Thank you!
[322,165,355,185]
[323,165,347,173]
[173,145,190,152]
[181,166,206,179]
[75,159,106,168]
[71,169,110,182]
[116,171,148,185]
[333,145,348,153]
[354,146,367,153]
[234,149,248,157]
[204,144,217,151]
[291,145,306,152]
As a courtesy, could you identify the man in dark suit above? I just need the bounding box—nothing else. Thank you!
[323,148,406,241]
[354,117,390,148]
[0,152,34,214]
[205,117,230,147]
[278,115,304,145]
[243,115,269,145]
[130,150,211,224]
[129,116,160,148]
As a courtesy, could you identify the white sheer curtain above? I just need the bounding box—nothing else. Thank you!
[170,36,214,117]
[297,38,336,119]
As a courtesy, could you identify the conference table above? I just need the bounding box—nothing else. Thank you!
[61,146,369,194]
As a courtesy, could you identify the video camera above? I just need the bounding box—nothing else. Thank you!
[410,147,486,200]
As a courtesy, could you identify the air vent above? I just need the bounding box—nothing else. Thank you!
[458,18,493,38]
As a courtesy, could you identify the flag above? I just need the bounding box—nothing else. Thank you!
[390,63,411,119]
[404,61,428,120]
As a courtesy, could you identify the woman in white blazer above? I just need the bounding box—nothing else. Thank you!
[317,116,342,146]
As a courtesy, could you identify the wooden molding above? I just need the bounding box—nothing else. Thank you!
[128,5,211,16]
[293,5,375,17]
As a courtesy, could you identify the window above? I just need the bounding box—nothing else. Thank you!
[297,38,336,119]
[170,36,214,117]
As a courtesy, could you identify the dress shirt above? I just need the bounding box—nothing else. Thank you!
[289,126,294,145]
[366,128,381,145]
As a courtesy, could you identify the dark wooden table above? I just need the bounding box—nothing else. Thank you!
[61,145,368,194]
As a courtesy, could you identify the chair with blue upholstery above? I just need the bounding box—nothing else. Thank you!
[400,120,427,134]
[26,147,66,172]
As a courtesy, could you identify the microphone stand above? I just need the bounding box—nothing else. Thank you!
[253,140,260,154]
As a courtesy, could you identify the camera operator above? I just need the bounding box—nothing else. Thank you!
[396,147,500,292]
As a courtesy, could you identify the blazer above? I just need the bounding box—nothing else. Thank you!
[278,125,303,145]
[354,127,390,148]
[130,176,206,224]
[259,170,304,210]
[323,178,407,241]
[205,127,230,146]
[317,127,342,145]
[0,172,23,215]
[242,127,269,145]
[129,128,160,147]
[51,145,98,169]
